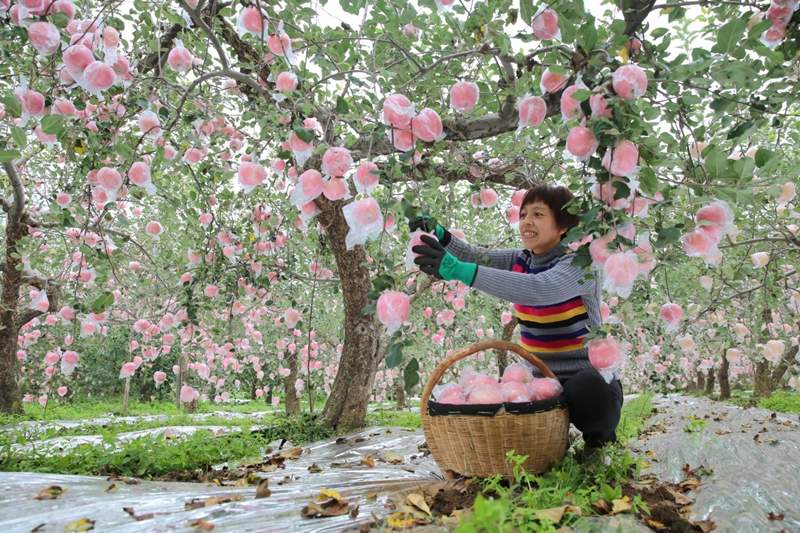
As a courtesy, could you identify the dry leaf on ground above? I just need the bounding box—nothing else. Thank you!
[34,485,63,500]
[184,494,244,510]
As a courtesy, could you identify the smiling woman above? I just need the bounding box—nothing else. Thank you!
[411,183,623,451]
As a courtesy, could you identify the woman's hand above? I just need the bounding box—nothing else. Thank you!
[412,235,478,285]
[408,215,449,243]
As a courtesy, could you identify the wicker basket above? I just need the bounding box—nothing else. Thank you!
[420,340,569,477]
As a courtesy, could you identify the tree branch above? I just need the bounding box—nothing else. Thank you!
[2,161,25,225]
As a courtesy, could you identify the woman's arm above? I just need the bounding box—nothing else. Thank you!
[470,255,595,305]
[443,234,521,271]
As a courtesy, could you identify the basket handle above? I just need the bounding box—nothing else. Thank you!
[420,340,558,415]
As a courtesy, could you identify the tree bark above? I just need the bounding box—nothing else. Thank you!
[284,350,300,415]
[695,370,705,392]
[704,368,715,396]
[718,353,731,400]
[0,222,25,414]
[317,196,383,431]
[770,345,799,387]
[393,377,406,409]
[494,317,518,376]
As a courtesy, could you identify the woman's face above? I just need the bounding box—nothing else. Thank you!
[518,200,566,254]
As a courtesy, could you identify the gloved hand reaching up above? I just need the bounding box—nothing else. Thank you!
[407,215,451,245]
[412,234,477,286]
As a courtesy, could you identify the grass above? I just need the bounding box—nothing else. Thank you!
[0,414,334,479]
[756,390,800,414]
[0,396,285,425]
[455,393,654,532]
[365,408,421,428]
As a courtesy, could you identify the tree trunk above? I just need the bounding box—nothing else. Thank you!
[317,196,383,431]
[770,345,799,388]
[393,377,406,409]
[753,361,772,397]
[695,370,705,392]
[176,354,187,408]
[0,220,27,414]
[494,317,518,376]
[284,350,300,415]
[718,354,731,400]
[704,368,715,396]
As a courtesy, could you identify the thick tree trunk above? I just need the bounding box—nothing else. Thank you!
[770,345,799,388]
[704,368,715,396]
[317,196,383,431]
[718,354,731,400]
[0,221,26,415]
[494,317,518,376]
[753,361,772,397]
[284,350,300,415]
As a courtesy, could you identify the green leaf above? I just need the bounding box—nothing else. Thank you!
[50,12,69,27]
[403,357,419,393]
[0,150,20,162]
[116,142,133,160]
[519,0,534,25]
[1,94,21,118]
[11,127,26,148]
[386,342,404,368]
[638,167,658,196]
[667,6,686,22]
[703,146,727,180]
[339,0,364,15]
[712,16,747,56]
[90,292,115,313]
[747,19,772,39]
[654,226,681,248]
[41,115,65,135]
[754,147,774,168]
[578,19,597,51]
[292,125,315,143]
[650,27,668,39]
[335,96,349,114]
[571,89,591,102]
[726,120,753,140]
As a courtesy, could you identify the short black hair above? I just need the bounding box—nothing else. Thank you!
[520,184,579,234]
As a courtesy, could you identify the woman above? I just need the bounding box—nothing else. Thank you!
[411,183,622,451]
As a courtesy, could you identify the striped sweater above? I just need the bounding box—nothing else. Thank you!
[444,236,601,377]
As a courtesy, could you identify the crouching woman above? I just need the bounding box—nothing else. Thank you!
[411,183,623,451]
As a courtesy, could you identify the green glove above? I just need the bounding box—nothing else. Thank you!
[408,216,450,244]
[412,235,478,286]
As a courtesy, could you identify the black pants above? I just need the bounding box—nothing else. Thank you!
[559,369,623,448]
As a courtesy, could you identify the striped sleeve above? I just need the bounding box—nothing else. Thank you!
[444,235,521,271]
[471,255,596,306]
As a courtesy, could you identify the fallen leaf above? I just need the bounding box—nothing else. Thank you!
[317,488,342,501]
[692,519,716,532]
[366,492,378,501]
[255,478,271,499]
[184,494,244,510]
[122,507,154,521]
[105,483,117,493]
[361,455,375,468]
[106,475,139,485]
[308,463,322,473]
[335,437,348,445]
[610,496,632,515]
[279,447,303,460]
[534,505,580,523]
[405,493,431,516]
[385,511,417,529]
[768,512,785,521]
[349,504,360,519]
[277,475,294,485]
[301,499,350,518]
[665,487,693,506]
[678,478,701,492]
[644,517,667,530]
[591,499,610,514]
[34,486,63,500]
[188,518,215,531]
[64,518,95,532]
[30,524,45,532]
[382,452,404,464]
